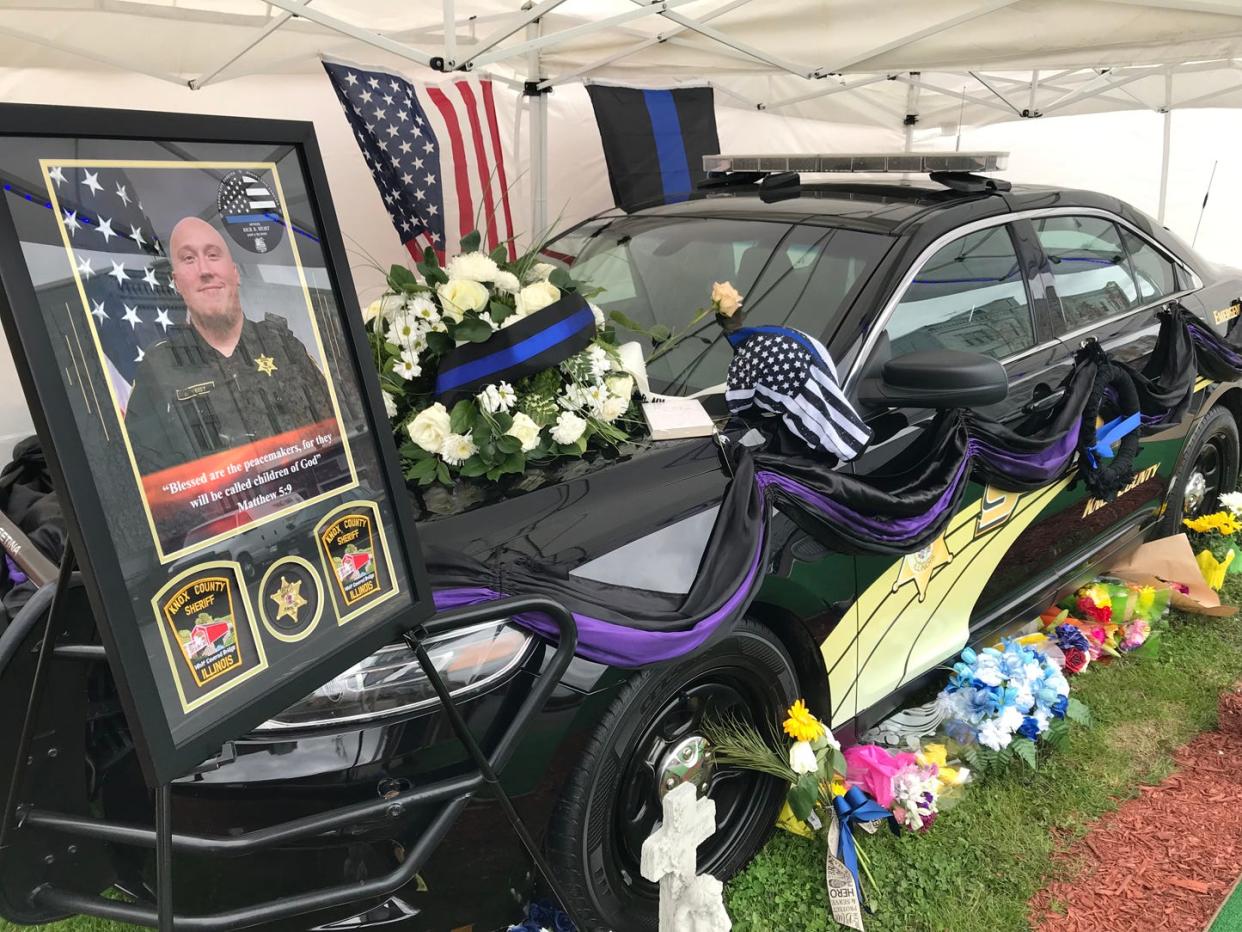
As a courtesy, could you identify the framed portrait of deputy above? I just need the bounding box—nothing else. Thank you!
[0,104,432,785]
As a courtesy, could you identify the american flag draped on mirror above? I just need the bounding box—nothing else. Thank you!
[322,60,516,262]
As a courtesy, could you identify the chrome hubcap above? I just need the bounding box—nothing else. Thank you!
[656,735,713,799]
[1185,471,1208,515]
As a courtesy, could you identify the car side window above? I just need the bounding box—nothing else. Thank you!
[1033,216,1140,330]
[1119,228,1181,303]
[885,225,1036,360]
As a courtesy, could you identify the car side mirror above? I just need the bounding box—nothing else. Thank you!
[857,349,1009,409]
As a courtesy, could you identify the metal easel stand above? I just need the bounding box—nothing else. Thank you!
[9,594,583,932]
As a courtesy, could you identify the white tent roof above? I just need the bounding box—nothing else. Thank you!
[5,1,1242,128]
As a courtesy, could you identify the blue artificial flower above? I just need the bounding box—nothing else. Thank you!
[1051,695,1069,719]
[966,687,1000,719]
[514,900,577,932]
[1054,623,1090,653]
[960,646,978,665]
[1018,716,1041,740]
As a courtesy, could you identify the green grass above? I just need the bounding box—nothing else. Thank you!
[726,577,1242,932]
[7,584,1242,932]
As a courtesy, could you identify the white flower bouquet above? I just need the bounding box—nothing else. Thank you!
[362,232,644,486]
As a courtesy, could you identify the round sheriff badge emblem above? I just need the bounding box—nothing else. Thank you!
[217,169,284,254]
[258,556,323,642]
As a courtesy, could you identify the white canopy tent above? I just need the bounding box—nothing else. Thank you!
[0,0,1240,452]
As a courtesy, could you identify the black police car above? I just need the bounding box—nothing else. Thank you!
[4,153,1241,932]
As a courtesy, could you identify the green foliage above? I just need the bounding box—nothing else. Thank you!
[459,230,481,253]
[727,578,1242,932]
[454,317,493,343]
[786,772,819,822]
[387,264,420,294]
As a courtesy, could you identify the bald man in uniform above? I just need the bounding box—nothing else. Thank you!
[125,217,336,475]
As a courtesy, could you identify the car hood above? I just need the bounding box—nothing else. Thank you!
[414,435,732,579]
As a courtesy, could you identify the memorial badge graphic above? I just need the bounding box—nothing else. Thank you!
[218,168,284,254]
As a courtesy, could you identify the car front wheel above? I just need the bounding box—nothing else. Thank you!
[546,619,801,931]
[1158,404,1240,533]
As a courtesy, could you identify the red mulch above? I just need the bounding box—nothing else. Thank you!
[1029,690,1242,932]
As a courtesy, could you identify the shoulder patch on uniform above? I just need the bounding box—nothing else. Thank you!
[262,312,290,330]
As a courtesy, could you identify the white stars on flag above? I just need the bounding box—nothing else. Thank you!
[48,166,66,188]
[108,260,128,286]
[63,209,81,235]
[81,170,103,196]
[96,216,117,244]
[121,304,142,329]
[90,300,107,321]
[76,255,94,278]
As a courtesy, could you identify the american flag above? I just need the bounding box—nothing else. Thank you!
[46,164,180,411]
[726,327,872,462]
[323,60,515,262]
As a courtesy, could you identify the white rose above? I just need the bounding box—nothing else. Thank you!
[363,293,406,326]
[439,432,477,466]
[616,341,651,399]
[551,411,587,445]
[589,302,606,329]
[789,740,817,775]
[492,270,521,294]
[437,278,490,322]
[407,403,451,453]
[382,390,397,420]
[515,281,560,317]
[506,412,541,452]
[446,251,499,283]
[597,395,629,422]
[527,261,556,283]
[607,374,634,400]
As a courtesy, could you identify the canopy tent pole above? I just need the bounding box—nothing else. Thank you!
[1159,69,1173,224]
[264,0,437,69]
[527,18,548,237]
[904,72,920,151]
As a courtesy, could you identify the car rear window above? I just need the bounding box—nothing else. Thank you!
[548,216,889,395]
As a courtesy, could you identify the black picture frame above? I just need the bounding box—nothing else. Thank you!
[0,104,433,787]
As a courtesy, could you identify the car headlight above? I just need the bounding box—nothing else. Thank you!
[253,621,533,732]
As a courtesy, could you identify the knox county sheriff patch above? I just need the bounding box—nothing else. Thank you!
[315,501,397,623]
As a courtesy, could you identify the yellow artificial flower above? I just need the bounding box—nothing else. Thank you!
[1136,585,1156,614]
[1081,584,1111,609]
[830,776,847,797]
[1184,512,1242,536]
[775,801,814,839]
[782,699,824,743]
[916,743,948,769]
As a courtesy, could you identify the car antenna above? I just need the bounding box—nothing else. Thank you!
[1193,159,1218,248]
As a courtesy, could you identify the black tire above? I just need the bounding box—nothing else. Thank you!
[1157,404,1240,534]
[547,620,801,932]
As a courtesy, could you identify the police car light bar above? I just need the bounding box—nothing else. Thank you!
[702,151,1009,174]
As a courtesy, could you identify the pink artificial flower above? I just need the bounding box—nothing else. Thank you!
[1120,619,1151,652]
[843,744,916,808]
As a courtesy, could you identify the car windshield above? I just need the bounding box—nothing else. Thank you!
[548,215,890,395]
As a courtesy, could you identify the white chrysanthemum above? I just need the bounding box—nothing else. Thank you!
[526,261,555,283]
[589,302,606,329]
[492,270,521,294]
[1221,490,1242,517]
[506,412,542,452]
[440,432,477,465]
[437,279,489,322]
[515,280,560,317]
[393,357,420,380]
[446,251,499,283]
[586,344,610,379]
[387,313,419,346]
[409,329,429,354]
[597,395,629,422]
[364,293,406,326]
[582,382,609,411]
[561,384,591,411]
[477,381,517,414]
[406,294,439,323]
[382,390,397,420]
[551,411,587,445]
[407,403,450,452]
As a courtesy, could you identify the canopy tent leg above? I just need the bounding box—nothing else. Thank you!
[1159,70,1173,225]
[527,19,548,237]
[904,72,921,152]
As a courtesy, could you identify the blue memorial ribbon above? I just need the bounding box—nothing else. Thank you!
[1088,411,1142,466]
[832,786,899,900]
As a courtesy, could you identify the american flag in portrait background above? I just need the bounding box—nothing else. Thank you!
[44,164,182,412]
[322,60,516,262]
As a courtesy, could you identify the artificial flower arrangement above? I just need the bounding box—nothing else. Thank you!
[1184,494,1242,589]
[842,742,969,833]
[1040,578,1170,666]
[362,231,642,486]
[935,639,1089,773]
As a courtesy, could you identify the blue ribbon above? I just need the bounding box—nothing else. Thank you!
[726,324,818,357]
[435,306,595,394]
[832,786,899,901]
[1088,411,1141,466]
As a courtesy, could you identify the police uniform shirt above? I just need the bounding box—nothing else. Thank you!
[125,313,336,475]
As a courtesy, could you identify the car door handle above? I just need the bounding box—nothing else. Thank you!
[1023,387,1065,414]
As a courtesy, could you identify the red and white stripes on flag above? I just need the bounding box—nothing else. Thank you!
[324,60,516,261]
